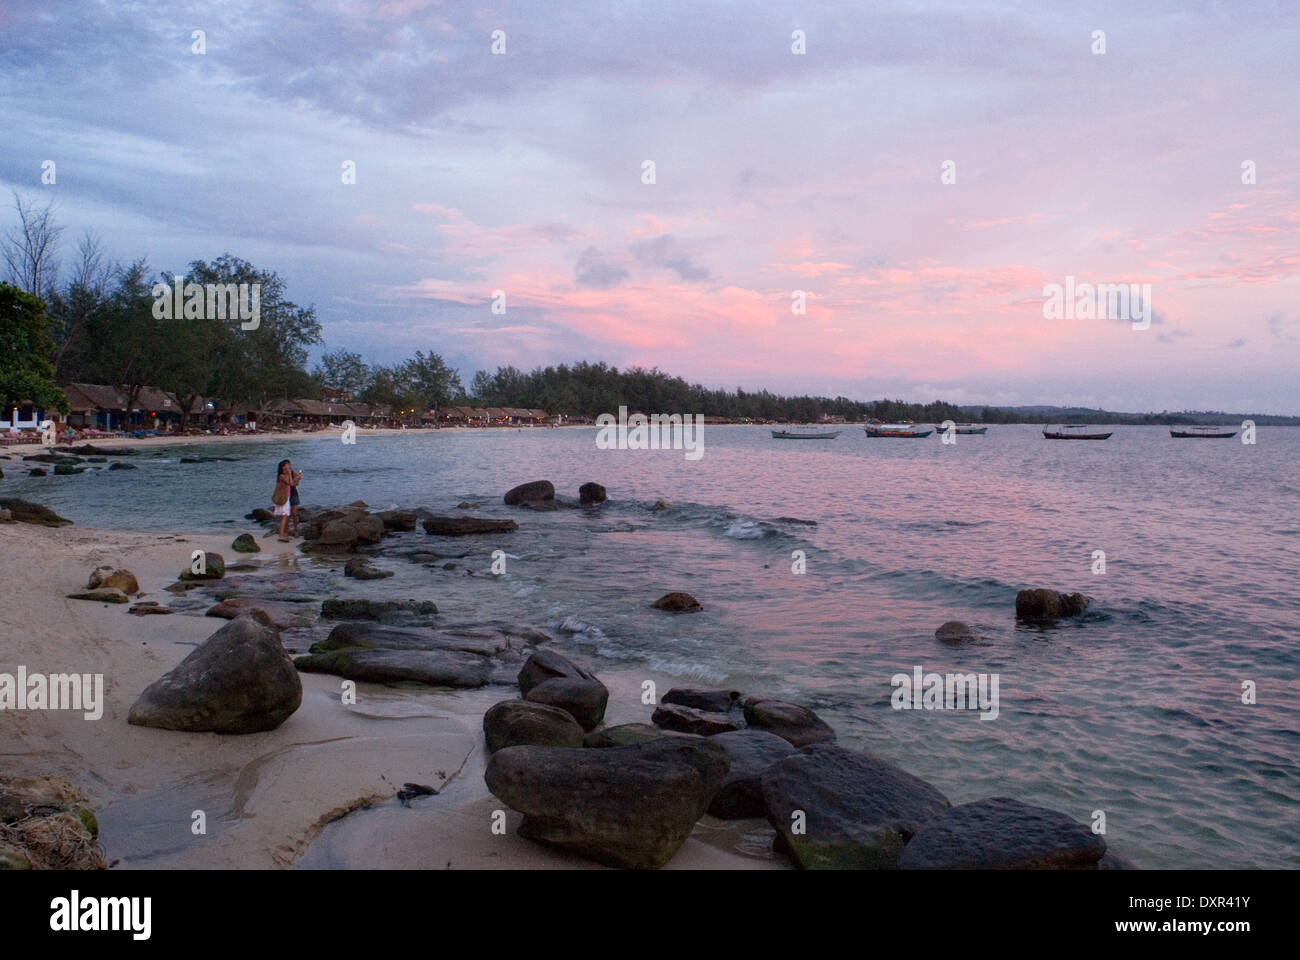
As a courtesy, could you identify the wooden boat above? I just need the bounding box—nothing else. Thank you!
[937,423,988,435]
[864,423,933,438]
[1170,425,1237,438]
[1043,424,1112,440]
[772,428,841,439]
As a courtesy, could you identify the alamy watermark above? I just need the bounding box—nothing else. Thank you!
[595,405,704,461]
[151,276,260,330]
[1043,276,1151,330]
[891,665,999,720]
[0,667,104,720]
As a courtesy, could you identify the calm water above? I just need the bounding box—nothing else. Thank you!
[8,424,1299,868]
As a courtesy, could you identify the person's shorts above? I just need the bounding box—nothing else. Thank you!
[274,501,291,517]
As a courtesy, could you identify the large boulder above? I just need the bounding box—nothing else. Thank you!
[651,703,741,736]
[578,482,607,505]
[899,797,1106,870]
[0,499,72,527]
[504,480,554,505]
[317,621,523,658]
[485,739,730,869]
[525,677,609,730]
[178,551,226,581]
[662,687,742,713]
[517,649,599,696]
[742,697,835,747]
[760,744,951,869]
[87,566,139,594]
[652,591,701,612]
[708,729,796,819]
[294,647,492,688]
[422,516,519,536]
[584,723,697,748]
[128,612,302,733]
[484,700,585,752]
[1015,589,1090,620]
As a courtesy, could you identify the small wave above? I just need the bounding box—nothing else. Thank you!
[723,519,774,540]
[558,615,607,639]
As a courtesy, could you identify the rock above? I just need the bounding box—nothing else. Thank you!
[898,797,1106,870]
[456,501,477,509]
[504,480,554,505]
[662,687,742,713]
[205,598,314,631]
[652,591,701,612]
[23,453,81,464]
[517,648,599,696]
[320,598,437,623]
[422,516,519,536]
[517,499,560,511]
[650,500,672,511]
[484,700,585,752]
[294,646,492,688]
[578,482,607,505]
[27,468,46,477]
[652,703,741,735]
[742,697,835,746]
[87,566,139,594]
[708,730,797,819]
[344,556,394,580]
[935,621,979,643]
[246,507,274,522]
[66,588,130,604]
[525,677,609,730]
[53,463,86,475]
[1096,851,1139,870]
[0,498,72,527]
[107,461,136,471]
[128,612,303,733]
[129,602,174,616]
[231,533,260,553]
[178,551,225,581]
[485,739,731,869]
[1015,588,1090,620]
[584,723,697,748]
[761,744,951,869]
[0,509,11,522]
[377,509,417,531]
[317,621,523,657]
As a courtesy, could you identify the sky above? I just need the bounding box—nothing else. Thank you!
[2,0,1298,412]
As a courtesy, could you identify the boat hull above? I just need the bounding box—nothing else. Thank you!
[1170,430,1236,438]
[864,427,933,438]
[1043,431,1112,440]
[772,430,840,439]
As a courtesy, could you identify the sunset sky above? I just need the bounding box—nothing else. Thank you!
[3,0,1298,411]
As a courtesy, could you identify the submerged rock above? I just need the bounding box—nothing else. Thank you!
[578,482,607,505]
[0,498,72,527]
[652,591,701,612]
[1015,589,1090,620]
[485,739,731,869]
[128,612,302,734]
[107,461,137,471]
[761,744,951,869]
[742,697,835,747]
[935,621,979,643]
[344,556,394,580]
[484,700,585,752]
[898,797,1106,870]
[504,480,554,505]
[422,516,519,536]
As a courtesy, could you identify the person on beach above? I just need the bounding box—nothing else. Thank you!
[274,459,294,541]
[289,462,303,536]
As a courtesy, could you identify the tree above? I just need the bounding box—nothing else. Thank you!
[0,282,67,414]
[3,191,62,297]
[402,350,463,412]
[46,229,112,382]
[313,349,371,398]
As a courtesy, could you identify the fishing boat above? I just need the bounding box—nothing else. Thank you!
[864,422,933,438]
[937,423,988,435]
[772,428,841,439]
[1043,424,1113,440]
[1170,425,1237,438]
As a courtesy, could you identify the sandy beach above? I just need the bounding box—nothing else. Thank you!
[0,521,781,870]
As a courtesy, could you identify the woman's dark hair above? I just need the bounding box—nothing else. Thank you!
[276,458,291,480]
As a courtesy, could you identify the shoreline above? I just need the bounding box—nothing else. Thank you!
[0,520,782,870]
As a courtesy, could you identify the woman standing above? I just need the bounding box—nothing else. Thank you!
[289,463,303,536]
[273,459,294,541]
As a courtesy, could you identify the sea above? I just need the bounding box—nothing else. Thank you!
[8,423,1299,868]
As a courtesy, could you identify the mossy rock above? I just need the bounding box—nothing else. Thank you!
[74,806,99,838]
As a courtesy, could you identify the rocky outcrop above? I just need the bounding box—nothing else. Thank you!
[1015,589,1090,620]
[898,797,1106,870]
[231,533,260,553]
[484,700,585,752]
[377,509,418,531]
[485,739,730,869]
[504,480,554,505]
[88,566,138,594]
[652,591,701,612]
[741,697,835,747]
[422,516,519,536]
[300,505,386,553]
[761,744,951,869]
[525,677,609,730]
[0,499,72,527]
[128,612,302,734]
[578,482,607,505]
[708,729,796,819]
[651,703,741,735]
